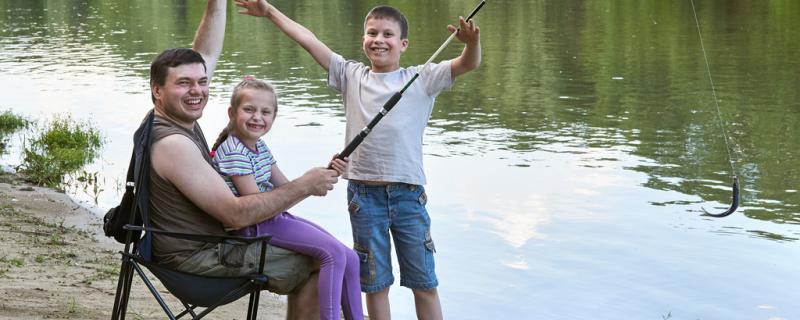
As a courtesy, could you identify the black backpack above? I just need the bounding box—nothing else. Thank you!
[103,110,154,244]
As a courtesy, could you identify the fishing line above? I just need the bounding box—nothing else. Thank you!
[689,0,740,217]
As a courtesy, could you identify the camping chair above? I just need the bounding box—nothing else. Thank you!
[109,110,273,320]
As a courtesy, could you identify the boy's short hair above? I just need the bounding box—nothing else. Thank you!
[364,5,409,39]
[149,48,207,103]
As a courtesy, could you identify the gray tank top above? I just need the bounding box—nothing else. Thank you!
[149,116,226,267]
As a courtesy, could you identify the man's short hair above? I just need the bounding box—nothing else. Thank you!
[365,5,409,39]
[149,48,207,103]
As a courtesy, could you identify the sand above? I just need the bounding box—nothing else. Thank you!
[0,172,290,319]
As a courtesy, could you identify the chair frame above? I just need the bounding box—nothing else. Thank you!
[110,225,271,320]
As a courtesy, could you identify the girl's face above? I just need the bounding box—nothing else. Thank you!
[230,88,277,147]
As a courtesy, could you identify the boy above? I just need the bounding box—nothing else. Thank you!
[236,1,481,319]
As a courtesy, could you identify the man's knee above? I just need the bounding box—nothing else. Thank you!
[255,245,315,294]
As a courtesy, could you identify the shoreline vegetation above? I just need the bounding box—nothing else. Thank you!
[0,111,289,319]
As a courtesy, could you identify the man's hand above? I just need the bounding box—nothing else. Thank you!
[328,154,349,176]
[235,0,273,18]
[448,16,480,46]
[298,167,340,196]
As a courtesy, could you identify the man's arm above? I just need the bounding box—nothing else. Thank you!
[235,0,334,71]
[449,16,482,78]
[151,135,339,229]
[192,0,227,80]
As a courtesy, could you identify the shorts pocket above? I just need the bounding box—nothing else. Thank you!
[353,244,375,283]
[424,231,436,253]
[218,240,248,268]
[348,199,360,215]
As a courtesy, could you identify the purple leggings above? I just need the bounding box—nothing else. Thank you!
[234,212,363,320]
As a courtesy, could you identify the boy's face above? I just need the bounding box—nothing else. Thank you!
[363,17,408,73]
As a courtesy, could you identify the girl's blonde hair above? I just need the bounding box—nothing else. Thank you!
[212,76,277,151]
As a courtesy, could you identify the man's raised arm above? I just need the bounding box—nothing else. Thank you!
[192,0,227,80]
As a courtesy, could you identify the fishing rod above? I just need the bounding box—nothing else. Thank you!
[333,0,486,162]
[690,0,739,218]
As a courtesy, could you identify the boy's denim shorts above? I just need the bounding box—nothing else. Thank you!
[347,181,438,293]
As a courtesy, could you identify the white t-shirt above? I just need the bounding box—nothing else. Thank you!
[328,53,453,185]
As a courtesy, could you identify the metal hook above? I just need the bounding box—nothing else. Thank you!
[700,176,739,218]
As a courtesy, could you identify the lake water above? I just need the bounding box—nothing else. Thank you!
[1,0,799,319]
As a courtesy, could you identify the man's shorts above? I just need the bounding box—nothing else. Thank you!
[176,241,314,295]
[347,181,438,293]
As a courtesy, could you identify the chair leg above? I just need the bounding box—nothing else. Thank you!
[246,290,261,320]
[111,256,135,320]
[131,262,178,320]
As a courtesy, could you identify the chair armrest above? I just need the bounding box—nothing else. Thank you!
[123,224,271,245]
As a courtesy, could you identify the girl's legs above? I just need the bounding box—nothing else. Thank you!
[236,213,363,320]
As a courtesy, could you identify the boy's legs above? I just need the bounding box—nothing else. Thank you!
[365,288,391,320]
[412,288,442,320]
[348,182,395,319]
[389,184,440,319]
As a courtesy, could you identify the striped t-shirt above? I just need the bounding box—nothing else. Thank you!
[212,135,275,196]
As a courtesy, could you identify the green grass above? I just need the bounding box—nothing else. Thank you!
[0,110,29,136]
[0,110,29,154]
[17,114,104,187]
[0,255,25,268]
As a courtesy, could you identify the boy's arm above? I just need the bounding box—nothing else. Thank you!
[236,0,334,71]
[192,0,227,81]
[449,16,482,78]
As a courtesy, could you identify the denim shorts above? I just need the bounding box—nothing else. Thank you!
[347,181,438,293]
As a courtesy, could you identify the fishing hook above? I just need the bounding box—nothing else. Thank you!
[690,0,740,218]
[700,176,739,217]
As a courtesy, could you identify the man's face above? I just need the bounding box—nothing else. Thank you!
[362,17,408,73]
[152,63,209,128]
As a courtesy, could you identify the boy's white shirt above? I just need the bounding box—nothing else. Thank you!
[328,53,453,185]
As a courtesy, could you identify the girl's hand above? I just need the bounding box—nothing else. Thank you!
[234,0,273,17]
[447,16,480,46]
[328,154,348,176]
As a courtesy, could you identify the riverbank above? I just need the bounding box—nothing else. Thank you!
[0,171,288,319]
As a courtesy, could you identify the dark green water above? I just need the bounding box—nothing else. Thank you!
[1,1,798,319]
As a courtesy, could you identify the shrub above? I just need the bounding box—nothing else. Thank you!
[18,115,103,187]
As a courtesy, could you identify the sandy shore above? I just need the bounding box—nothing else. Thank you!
[0,172,289,319]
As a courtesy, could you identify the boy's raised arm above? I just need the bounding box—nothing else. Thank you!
[449,16,482,78]
[236,0,333,71]
[192,0,227,81]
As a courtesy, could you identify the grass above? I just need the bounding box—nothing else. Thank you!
[0,110,29,154]
[17,114,104,188]
[0,110,29,136]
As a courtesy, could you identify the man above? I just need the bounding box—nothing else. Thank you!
[147,1,338,318]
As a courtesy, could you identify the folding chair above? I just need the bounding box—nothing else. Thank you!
[109,110,273,320]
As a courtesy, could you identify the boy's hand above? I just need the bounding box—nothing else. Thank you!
[235,0,272,17]
[328,154,349,176]
[448,16,480,46]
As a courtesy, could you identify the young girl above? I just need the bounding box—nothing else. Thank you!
[212,76,363,320]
